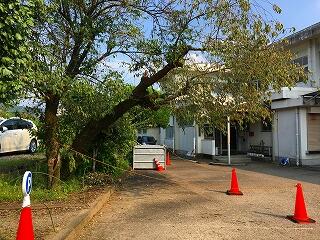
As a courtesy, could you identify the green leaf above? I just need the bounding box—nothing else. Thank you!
[273,4,282,14]
[15,33,22,40]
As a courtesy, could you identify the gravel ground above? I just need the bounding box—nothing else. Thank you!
[79,158,320,240]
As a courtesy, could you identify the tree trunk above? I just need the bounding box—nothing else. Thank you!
[45,94,61,188]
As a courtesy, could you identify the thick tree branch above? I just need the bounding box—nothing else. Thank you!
[72,46,191,153]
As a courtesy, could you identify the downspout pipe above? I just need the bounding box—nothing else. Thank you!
[296,108,300,166]
[193,121,196,156]
[172,116,175,153]
[227,116,231,165]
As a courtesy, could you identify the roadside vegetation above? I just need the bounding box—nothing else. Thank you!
[0,153,82,201]
[0,99,169,202]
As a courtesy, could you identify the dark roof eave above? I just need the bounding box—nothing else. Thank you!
[286,22,320,45]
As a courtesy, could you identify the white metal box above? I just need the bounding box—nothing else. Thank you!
[133,145,166,169]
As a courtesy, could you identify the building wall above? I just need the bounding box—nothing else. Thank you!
[159,127,166,145]
[248,122,272,147]
[176,126,195,154]
[271,106,320,165]
[290,37,320,87]
[237,122,272,153]
[273,108,297,161]
[161,116,175,148]
[299,108,308,161]
[162,116,195,153]
[307,38,320,86]
[299,108,320,165]
[270,33,320,165]
[237,132,249,152]
[162,121,217,156]
[137,128,160,143]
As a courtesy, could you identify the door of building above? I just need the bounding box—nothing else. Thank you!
[307,113,320,152]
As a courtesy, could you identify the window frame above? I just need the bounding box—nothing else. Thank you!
[203,124,215,140]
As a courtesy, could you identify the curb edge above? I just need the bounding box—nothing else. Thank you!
[48,187,115,240]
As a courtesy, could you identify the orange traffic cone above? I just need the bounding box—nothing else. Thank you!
[17,171,34,239]
[154,159,165,172]
[166,151,171,166]
[16,207,34,240]
[287,183,315,223]
[226,168,243,195]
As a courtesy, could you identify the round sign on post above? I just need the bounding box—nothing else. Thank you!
[22,171,32,208]
[22,171,32,196]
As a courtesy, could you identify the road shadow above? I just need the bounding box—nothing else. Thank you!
[119,170,174,197]
[235,161,320,185]
[253,211,286,220]
[206,189,227,194]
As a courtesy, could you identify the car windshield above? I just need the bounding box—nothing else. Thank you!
[0,119,6,125]
[147,137,155,142]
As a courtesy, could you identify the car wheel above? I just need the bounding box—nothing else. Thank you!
[29,139,37,153]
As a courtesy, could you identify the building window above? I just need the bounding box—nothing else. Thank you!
[294,56,308,66]
[165,126,174,139]
[204,124,215,139]
[261,120,272,132]
[294,56,309,82]
[138,129,147,134]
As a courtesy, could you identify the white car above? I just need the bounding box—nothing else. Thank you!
[0,117,38,154]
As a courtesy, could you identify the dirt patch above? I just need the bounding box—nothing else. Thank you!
[0,187,108,240]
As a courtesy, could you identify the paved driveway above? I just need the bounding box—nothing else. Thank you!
[80,159,320,240]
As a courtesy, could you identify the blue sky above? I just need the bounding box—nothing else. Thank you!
[271,0,320,32]
[107,1,320,85]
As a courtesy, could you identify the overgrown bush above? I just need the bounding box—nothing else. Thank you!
[58,78,136,179]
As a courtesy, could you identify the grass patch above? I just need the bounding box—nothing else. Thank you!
[0,154,83,202]
[0,153,46,173]
[0,175,83,202]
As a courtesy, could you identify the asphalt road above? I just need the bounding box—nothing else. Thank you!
[79,158,320,240]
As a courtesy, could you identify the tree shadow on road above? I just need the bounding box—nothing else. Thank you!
[118,170,175,197]
[253,211,286,220]
[225,162,320,185]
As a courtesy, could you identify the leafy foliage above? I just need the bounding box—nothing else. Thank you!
[0,0,36,102]
[131,104,171,129]
[158,1,304,129]
[57,78,136,176]
[94,116,136,177]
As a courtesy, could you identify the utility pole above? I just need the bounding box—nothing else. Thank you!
[227,116,231,165]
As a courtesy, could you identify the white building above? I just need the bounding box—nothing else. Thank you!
[231,23,320,166]
[270,22,320,166]
[159,116,271,158]
[144,22,320,166]
[137,127,160,144]
[159,116,222,156]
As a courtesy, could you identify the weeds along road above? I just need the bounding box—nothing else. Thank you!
[79,159,320,240]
